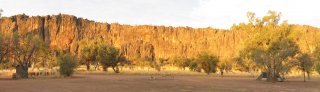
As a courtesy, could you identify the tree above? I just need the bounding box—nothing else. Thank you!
[57,53,78,77]
[97,45,126,73]
[13,33,45,78]
[0,32,10,69]
[80,46,98,71]
[236,50,259,73]
[218,58,234,76]
[171,56,193,70]
[252,37,299,82]
[188,61,200,72]
[181,58,193,70]
[269,39,299,81]
[30,36,53,70]
[296,53,314,82]
[196,53,219,75]
[234,11,299,82]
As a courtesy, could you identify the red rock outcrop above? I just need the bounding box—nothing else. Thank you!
[1,14,318,62]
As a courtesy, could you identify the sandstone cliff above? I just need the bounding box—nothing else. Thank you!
[0,14,319,62]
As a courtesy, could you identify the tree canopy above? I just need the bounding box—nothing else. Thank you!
[234,11,300,81]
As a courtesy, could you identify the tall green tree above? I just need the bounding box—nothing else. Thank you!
[97,45,126,73]
[31,36,53,70]
[81,46,98,71]
[296,53,314,82]
[13,33,45,78]
[234,11,299,82]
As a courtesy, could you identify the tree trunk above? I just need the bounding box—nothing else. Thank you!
[16,64,29,79]
[112,66,120,73]
[220,69,224,77]
[272,61,276,82]
[102,66,107,72]
[268,60,276,82]
[281,73,286,80]
[86,62,90,71]
[303,71,306,82]
[31,62,35,71]
[267,70,272,81]
[307,71,310,80]
[94,62,99,70]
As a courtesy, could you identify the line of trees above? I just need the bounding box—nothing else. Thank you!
[0,29,221,77]
[0,31,130,78]
[80,41,221,74]
[79,40,128,73]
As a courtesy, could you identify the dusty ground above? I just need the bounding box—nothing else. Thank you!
[0,74,320,92]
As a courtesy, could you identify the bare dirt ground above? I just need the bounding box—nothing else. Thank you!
[0,74,320,92]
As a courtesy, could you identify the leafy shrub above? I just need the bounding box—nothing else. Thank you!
[188,61,199,72]
[98,45,126,73]
[196,53,219,75]
[57,53,78,77]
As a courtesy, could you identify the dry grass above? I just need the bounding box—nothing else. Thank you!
[0,74,320,92]
[1,66,320,92]
[1,65,319,78]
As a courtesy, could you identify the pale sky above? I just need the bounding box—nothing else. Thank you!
[0,0,319,29]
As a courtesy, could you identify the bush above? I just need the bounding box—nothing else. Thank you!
[188,61,199,72]
[196,53,219,75]
[97,45,126,73]
[57,53,78,77]
[172,57,190,70]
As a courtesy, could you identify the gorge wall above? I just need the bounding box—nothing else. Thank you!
[0,14,319,62]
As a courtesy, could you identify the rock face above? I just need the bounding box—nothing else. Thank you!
[0,14,319,62]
